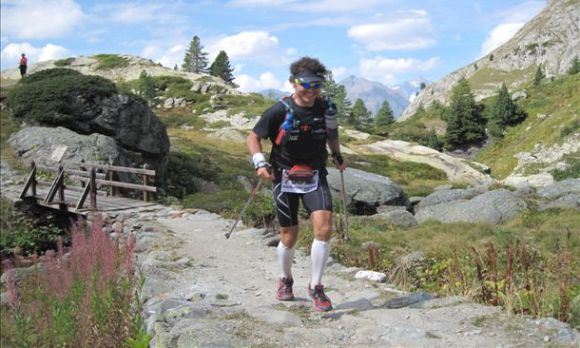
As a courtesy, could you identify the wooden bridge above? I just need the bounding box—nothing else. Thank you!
[19,161,158,214]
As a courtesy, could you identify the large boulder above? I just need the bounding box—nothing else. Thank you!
[415,189,527,225]
[537,179,580,210]
[326,168,407,214]
[416,188,483,210]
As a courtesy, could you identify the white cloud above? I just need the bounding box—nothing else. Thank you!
[359,56,439,84]
[109,3,164,24]
[207,31,289,66]
[236,72,283,92]
[480,22,524,56]
[1,42,69,68]
[331,66,348,79]
[347,13,436,51]
[229,0,386,12]
[141,44,185,69]
[229,0,296,6]
[1,0,84,39]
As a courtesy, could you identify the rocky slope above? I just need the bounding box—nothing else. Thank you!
[0,55,242,96]
[400,0,580,120]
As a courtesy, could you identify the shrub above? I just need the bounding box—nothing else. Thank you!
[5,68,117,126]
[54,57,76,66]
[94,54,130,70]
[163,151,221,198]
[0,198,64,254]
[0,216,150,347]
[551,154,580,181]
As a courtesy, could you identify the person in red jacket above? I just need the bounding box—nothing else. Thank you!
[19,53,28,77]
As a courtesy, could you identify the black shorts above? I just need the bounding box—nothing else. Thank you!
[273,176,333,227]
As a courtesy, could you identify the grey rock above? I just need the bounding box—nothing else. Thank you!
[327,167,407,213]
[537,179,580,200]
[372,210,418,229]
[416,189,527,224]
[384,292,433,308]
[417,188,481,210]
[539,193,580,210]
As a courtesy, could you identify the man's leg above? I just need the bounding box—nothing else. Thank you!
[310,210,332,286]
[274,184,299,300]
[303,177,334,311]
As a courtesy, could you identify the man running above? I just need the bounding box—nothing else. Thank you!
[247,56,347,312]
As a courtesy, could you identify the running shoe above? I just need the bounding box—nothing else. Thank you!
[308,284,333,312]
[276,277,294,301]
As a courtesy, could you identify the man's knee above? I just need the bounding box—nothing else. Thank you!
[279,226,298,248]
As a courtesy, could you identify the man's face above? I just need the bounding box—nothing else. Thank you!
[292,79,322,106]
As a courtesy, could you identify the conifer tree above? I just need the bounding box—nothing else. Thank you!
[349,98,372,131]
[138,70,156,106]
[182,35,208,73]
[444,78,486,149]
[323,71,350,124]
[533,65,544,86]
[374,100,394,133]
[209,51,237,87]
[489,83,526,137]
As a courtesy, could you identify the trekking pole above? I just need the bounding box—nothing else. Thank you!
[339,170,349,241]
[225,178,263,239]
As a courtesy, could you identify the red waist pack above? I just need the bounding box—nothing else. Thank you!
[288,164,314,181]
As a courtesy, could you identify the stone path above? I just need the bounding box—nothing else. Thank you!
[132,208,578,348]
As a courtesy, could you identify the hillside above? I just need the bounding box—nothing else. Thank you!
[400,0,580,120]
[0,54,241,96]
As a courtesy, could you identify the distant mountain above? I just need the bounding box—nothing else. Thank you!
[338,76,412,119]
[400,0,580,120]
[392,77,429,103]
[259,89,288,101]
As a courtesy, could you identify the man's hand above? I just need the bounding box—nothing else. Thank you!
[256,166,275,181]
[252,152,275,181]
[332,153,347,172]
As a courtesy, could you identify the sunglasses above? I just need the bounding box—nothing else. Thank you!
[295,79,322,90]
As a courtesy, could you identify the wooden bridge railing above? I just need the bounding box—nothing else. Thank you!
[19,160,157,212]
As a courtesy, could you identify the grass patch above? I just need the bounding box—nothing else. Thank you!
[475,74,580,178]
[468,66,536,91]
[346,153,448,197]
[551,152,580,181]
[94,54,130,70]
[297,208,579,327]
[54,57,76,67]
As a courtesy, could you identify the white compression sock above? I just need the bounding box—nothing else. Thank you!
[311,239,331,286]
[277,241,295,279]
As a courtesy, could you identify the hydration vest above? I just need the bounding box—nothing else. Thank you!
[274,96,327,146]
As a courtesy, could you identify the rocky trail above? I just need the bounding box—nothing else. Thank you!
[134,207,578,348]
[1,160,578,347]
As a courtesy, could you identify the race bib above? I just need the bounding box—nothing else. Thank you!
[281,170,319,193]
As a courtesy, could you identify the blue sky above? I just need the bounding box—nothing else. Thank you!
[1,0,545,92]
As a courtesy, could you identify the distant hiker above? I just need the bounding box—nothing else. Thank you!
[247,56,347,312]
[19,53,28,77]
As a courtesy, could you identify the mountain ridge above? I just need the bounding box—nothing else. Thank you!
[400,0,580,120]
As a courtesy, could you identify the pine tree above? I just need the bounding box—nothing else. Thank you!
[489,83,526,137]
[374,100,394,133]
[349,98,372,131]
[209,51,237,87]
[533,65,544,86]
[138,70,156,106]
[444,78,486,149]
[323,71,350,124]
[182,35,208,73]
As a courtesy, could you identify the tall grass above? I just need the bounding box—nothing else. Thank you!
[0,216,150,347]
